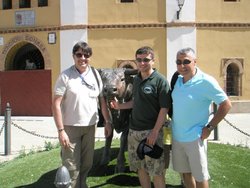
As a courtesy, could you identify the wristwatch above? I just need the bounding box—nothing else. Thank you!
[206,124,215,131]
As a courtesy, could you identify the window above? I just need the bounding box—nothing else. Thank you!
[222,58,243,97]
[19,0,31,8]
[38,0,48,7]
[121,0,134,3]
[224,0,240,2]
[3,0,12,9]
[226,64,239,96]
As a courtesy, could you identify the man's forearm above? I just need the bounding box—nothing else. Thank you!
[208,99,232,127]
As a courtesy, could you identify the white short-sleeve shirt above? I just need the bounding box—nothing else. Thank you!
[54,65,103,126]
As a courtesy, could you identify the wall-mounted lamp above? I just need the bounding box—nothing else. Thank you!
[177,0,185,20]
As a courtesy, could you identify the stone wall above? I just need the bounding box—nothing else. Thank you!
[229,100,250,113]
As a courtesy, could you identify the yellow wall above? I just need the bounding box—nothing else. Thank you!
[197,28,250,99]
[196,0,250,22]
[195,1,250,100]
[0,0,60,28]
[0,0,61,91]
[43,32,61,91]
[0,32,60,69]
[1,0,250,101]
[89,28,166,75]
[89,0,166,24]
[88,0,167,75]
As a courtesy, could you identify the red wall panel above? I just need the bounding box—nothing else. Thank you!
[0,70,52,116]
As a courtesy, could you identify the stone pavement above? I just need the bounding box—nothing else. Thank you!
[0,116,121,163]
[0,113,249,163]
[208,113,250,147]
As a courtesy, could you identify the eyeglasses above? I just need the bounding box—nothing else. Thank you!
[136,58,152,63]
[75,53,90,59]
[176,59,192,65]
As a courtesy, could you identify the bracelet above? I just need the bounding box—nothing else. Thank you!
[105,120,112,124]
[58,128,64,133]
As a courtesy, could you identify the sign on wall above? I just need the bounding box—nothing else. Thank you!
[0,37,3,46]
[15,10,35,26]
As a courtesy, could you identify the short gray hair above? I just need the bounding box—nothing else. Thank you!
[176,47,196,59]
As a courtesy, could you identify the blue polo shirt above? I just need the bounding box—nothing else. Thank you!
[171,68,228,142]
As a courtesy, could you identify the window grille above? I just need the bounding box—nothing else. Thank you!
[120,0,134,3]
[3,0,12,9]
[19,0,31,8]
[222,58,243,97]
[224,0,240,2]
[38,0,48,7]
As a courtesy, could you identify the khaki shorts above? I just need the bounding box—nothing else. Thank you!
[128,129,166,176]
[172,138,210,182]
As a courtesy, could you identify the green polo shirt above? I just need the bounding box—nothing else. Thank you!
[130,70,171,131]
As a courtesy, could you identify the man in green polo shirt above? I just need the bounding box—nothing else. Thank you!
[111,46,171,188]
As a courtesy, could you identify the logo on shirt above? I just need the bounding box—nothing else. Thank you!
[143,85,153,94]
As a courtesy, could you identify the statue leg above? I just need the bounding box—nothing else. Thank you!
[100,129,113,166]
[115,129,128,173]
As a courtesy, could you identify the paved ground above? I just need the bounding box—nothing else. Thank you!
[0,116,121,163]
[0,113,249,163]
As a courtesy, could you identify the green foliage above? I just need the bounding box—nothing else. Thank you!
[44,141,60,151]
[17,146,38,159]
[18,146,27,158]
[0,140,249,188]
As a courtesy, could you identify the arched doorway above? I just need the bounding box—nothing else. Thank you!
[0,36,52,116]
[13,43,45,70]
[117,60,137,69]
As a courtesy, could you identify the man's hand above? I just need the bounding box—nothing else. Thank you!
[105,122,112,138]
[58,130,70,148]
[201,126,212,141]
[110,97,119,110]
[147,129,159,146]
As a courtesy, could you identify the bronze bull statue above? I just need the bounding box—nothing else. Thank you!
[97,68,138,173]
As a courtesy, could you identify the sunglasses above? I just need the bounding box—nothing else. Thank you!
[136,58,152,63]
[176,59,192,65]
[75,53,90,59]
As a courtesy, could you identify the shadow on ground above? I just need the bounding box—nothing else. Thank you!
[15,169,57,188]
[15,147,183,188]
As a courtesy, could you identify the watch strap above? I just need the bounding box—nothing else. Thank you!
[206,124,215,131]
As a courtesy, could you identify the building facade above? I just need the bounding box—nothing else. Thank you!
[0,0,249,115]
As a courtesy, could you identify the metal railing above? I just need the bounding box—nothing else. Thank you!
[0,103,57,155]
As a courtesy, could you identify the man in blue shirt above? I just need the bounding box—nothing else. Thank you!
[171,47,231,188]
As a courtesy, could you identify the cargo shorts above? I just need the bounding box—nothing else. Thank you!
[128,129,166,176]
